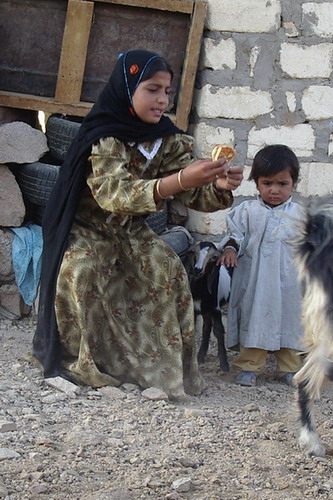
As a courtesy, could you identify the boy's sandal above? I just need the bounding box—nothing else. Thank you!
[280,372,296,387]
[235,371,257,386]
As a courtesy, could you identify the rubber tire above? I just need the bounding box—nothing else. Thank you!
[145,204,168,234]
[46,114,82,161]
[14,161,60,207]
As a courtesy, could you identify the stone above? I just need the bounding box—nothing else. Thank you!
[302,86,333,121]
[141,387,169,401]
[206,0,281,33]
[248,124,315,159]
[0,283,30,320]
[98,386,126,399]
[200,38,236,70]
[172,477,192,493]
[302,3,333,37]
[45,376,81,396]
[0,121,48,164]
[280,43,333,79]
[0,165,25,227]
[195,85,273,120]
[0,448,21,460]
[0,229,15,282]
[0,420,17,432]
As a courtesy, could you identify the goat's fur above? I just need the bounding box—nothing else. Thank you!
[190,242,232,373]
[294,197,333,456]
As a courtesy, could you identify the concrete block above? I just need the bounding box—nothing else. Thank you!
[298,162,333,197]
[302,86,333,120]
[0,165,25,227]
[192,123,235,158]
[302,3,333,37]
[200,38,236,70]
[195,85,273,120]
[206,0,281,33]
[187,207,230,235]
[248,124,315,159]
[280,43,333,79]
[0,121,48,164]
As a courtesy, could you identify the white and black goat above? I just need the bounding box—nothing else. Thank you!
[294,197,333,457]
[190,241,232,373]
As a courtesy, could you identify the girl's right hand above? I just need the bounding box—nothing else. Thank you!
[181,158,229,188]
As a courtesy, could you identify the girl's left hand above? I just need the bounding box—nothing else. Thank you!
[215,166,243,191]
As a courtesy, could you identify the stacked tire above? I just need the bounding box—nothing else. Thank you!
[13,115,82,225]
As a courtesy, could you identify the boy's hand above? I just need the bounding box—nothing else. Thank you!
[216,249,238,267]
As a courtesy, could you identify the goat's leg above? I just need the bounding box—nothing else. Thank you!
[297,380,326,457]
[197,314,212,364]
[212,311,229,373]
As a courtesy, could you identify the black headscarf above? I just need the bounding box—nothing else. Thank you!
[33,50,183,377]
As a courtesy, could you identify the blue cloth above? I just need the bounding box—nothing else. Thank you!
[11,224,43,306]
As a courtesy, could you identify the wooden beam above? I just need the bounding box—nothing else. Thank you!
[55,0,94,103]
[176,1,207,131]
[0,91,178,122]
[93,0,193,14]
[0,91,92,117]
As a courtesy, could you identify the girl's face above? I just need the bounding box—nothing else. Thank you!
[257,169,295,207]
[132,71,171,124]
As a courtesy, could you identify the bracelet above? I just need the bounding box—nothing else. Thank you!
[156,179,168,200]
[224,245,237,253]
[177,169,189,191]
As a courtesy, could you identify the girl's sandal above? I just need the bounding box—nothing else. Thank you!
[235,371,257,386]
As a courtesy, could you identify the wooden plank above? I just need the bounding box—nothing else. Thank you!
[0,91,92,117]
[55,0,94,103]
[93,0,193,14]
[176,1,207,130]
[0,91,178,122]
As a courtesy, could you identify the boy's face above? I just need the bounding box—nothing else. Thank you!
[257,170,295,207]
[132,71,171,124]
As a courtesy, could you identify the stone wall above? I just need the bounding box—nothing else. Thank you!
[187,0,333,234]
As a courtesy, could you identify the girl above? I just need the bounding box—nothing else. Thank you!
[33,49,243,401]
[218,145,304,387]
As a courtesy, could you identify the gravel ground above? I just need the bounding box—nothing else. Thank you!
[1,313,333,500]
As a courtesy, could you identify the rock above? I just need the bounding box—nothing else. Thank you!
[0,229,15,282]
[0,448,21,460]
[44,376,81,396]
[0,165,25,227]
[0,482,8,498]
[142,387,169,401]
[0,121,48,164]
[171,477,192,492]
[98,386,126,399]
[184,408,206,417]
[0,283,30,319]
[0,420,17,432]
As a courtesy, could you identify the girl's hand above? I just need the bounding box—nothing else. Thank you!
[180,158,231,188]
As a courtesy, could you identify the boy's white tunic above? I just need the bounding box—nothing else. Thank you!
[223,196,305,351]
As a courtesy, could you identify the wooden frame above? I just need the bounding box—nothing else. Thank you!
[0,0,206,130]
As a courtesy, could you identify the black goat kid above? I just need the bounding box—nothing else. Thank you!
[294,197,333,456]
[190,242,232,373]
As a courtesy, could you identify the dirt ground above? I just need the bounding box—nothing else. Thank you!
[1,313,333,500]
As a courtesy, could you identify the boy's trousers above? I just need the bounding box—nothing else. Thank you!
[233,346,302,377]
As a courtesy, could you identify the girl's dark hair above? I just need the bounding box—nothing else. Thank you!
[141,57,173,82]
[249,144,300,184]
